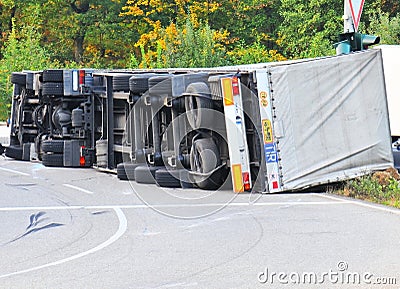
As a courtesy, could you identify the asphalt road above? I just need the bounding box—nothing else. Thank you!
[0,157,399,289]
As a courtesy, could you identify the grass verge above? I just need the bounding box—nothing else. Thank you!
[334,168,400,209]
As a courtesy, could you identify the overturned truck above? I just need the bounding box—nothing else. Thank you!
[5,49,393,193]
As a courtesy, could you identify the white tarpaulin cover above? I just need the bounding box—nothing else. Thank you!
[377,45,400,136]
[269,50,393,190]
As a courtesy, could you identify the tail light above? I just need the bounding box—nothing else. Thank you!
[243,172,251,191]
[80,146,86,166]
[232,77,240,96]
[79,70,85,86]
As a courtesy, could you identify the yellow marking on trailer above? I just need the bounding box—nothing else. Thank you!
[222,78,234,106]
[262,119,273,144]
[232,164,244,193]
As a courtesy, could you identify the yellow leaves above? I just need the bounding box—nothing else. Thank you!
[85,44,98,55]
[213,29,231,45]
[121,6,144,16]
[122,0,170,17]
[135,19,164,53]
[268,50,287,62]
[164,23,179,45]
[121,0,220,26]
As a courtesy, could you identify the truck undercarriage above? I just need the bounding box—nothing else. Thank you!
[3,50,394,193]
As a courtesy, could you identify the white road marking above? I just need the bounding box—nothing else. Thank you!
[63,184,94,195]
[0,207,127,279]
[312,193,400,215]
[0,201,348,212]
[0,167,30,176]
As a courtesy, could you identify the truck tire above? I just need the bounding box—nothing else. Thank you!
[41,140,64,153]
[148,75,173,96]
[117,163,141,181]
[185,82,213,129]
[42,82,64,96]
[42,70,63,82]
[179,169,195,188]
[113,74,133,92]
[129,74,154,94]
[5,145,23,160]
[190,138,224,190]
[11,72,27,86]
[42,153,64,167]
[134,165,162,184]
[155,168,182,188]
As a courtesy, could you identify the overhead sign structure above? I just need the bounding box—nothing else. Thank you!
[348,0,365,31]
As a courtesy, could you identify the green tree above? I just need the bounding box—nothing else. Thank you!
[0,15,55,119]
[163,18,228,68]
[41,0,134,67]
[208,0,281,51]
[227,40,286,65]
[364,10,400,44]
[277,0,342,59]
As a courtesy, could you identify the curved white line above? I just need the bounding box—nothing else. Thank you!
[312,193,400,215]
[0,207,127,279]
[0,201,351,212]
[63,184,94,194]
[0,167,30,176]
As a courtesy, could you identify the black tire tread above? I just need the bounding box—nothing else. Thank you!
[129,74,154,94]
[42,153,64,167]
[190,138,224,190]
[11,72,27,86]
[155,168,182,188]
[134,165,162,184]
[185,82,213,129]
[117,163,141,181]
[148,75,173,96]
[42,82,64,96]
[113,74,134,91]
[5,145,23,160]
[42,70,63,82]
[41,140,64,153]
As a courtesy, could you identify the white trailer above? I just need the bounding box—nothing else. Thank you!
[221,49,393,192]
[376,45,400,137]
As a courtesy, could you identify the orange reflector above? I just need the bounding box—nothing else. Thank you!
[232,164,244,193]
[232,77,240,96]
[222,78,234,106]
[80,156,85,166]
[80,145,86,166]
[79,70,85,85]
[243,172,250,191]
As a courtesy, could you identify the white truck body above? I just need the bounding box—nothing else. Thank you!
[376,45,400,137]
[236,49,393,192]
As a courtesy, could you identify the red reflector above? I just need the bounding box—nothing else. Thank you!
[79,70,85,85]
[272,181,279,189]
[80,145,86,166]
[232,77,240,95]
[80,156,85,166]
[243,172,250,191]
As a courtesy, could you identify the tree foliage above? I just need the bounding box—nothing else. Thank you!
[277,0,342,58]
[0,0,399,118]
[0,13,55,118]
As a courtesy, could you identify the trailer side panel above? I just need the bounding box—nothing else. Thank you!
[270,50,393,190]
